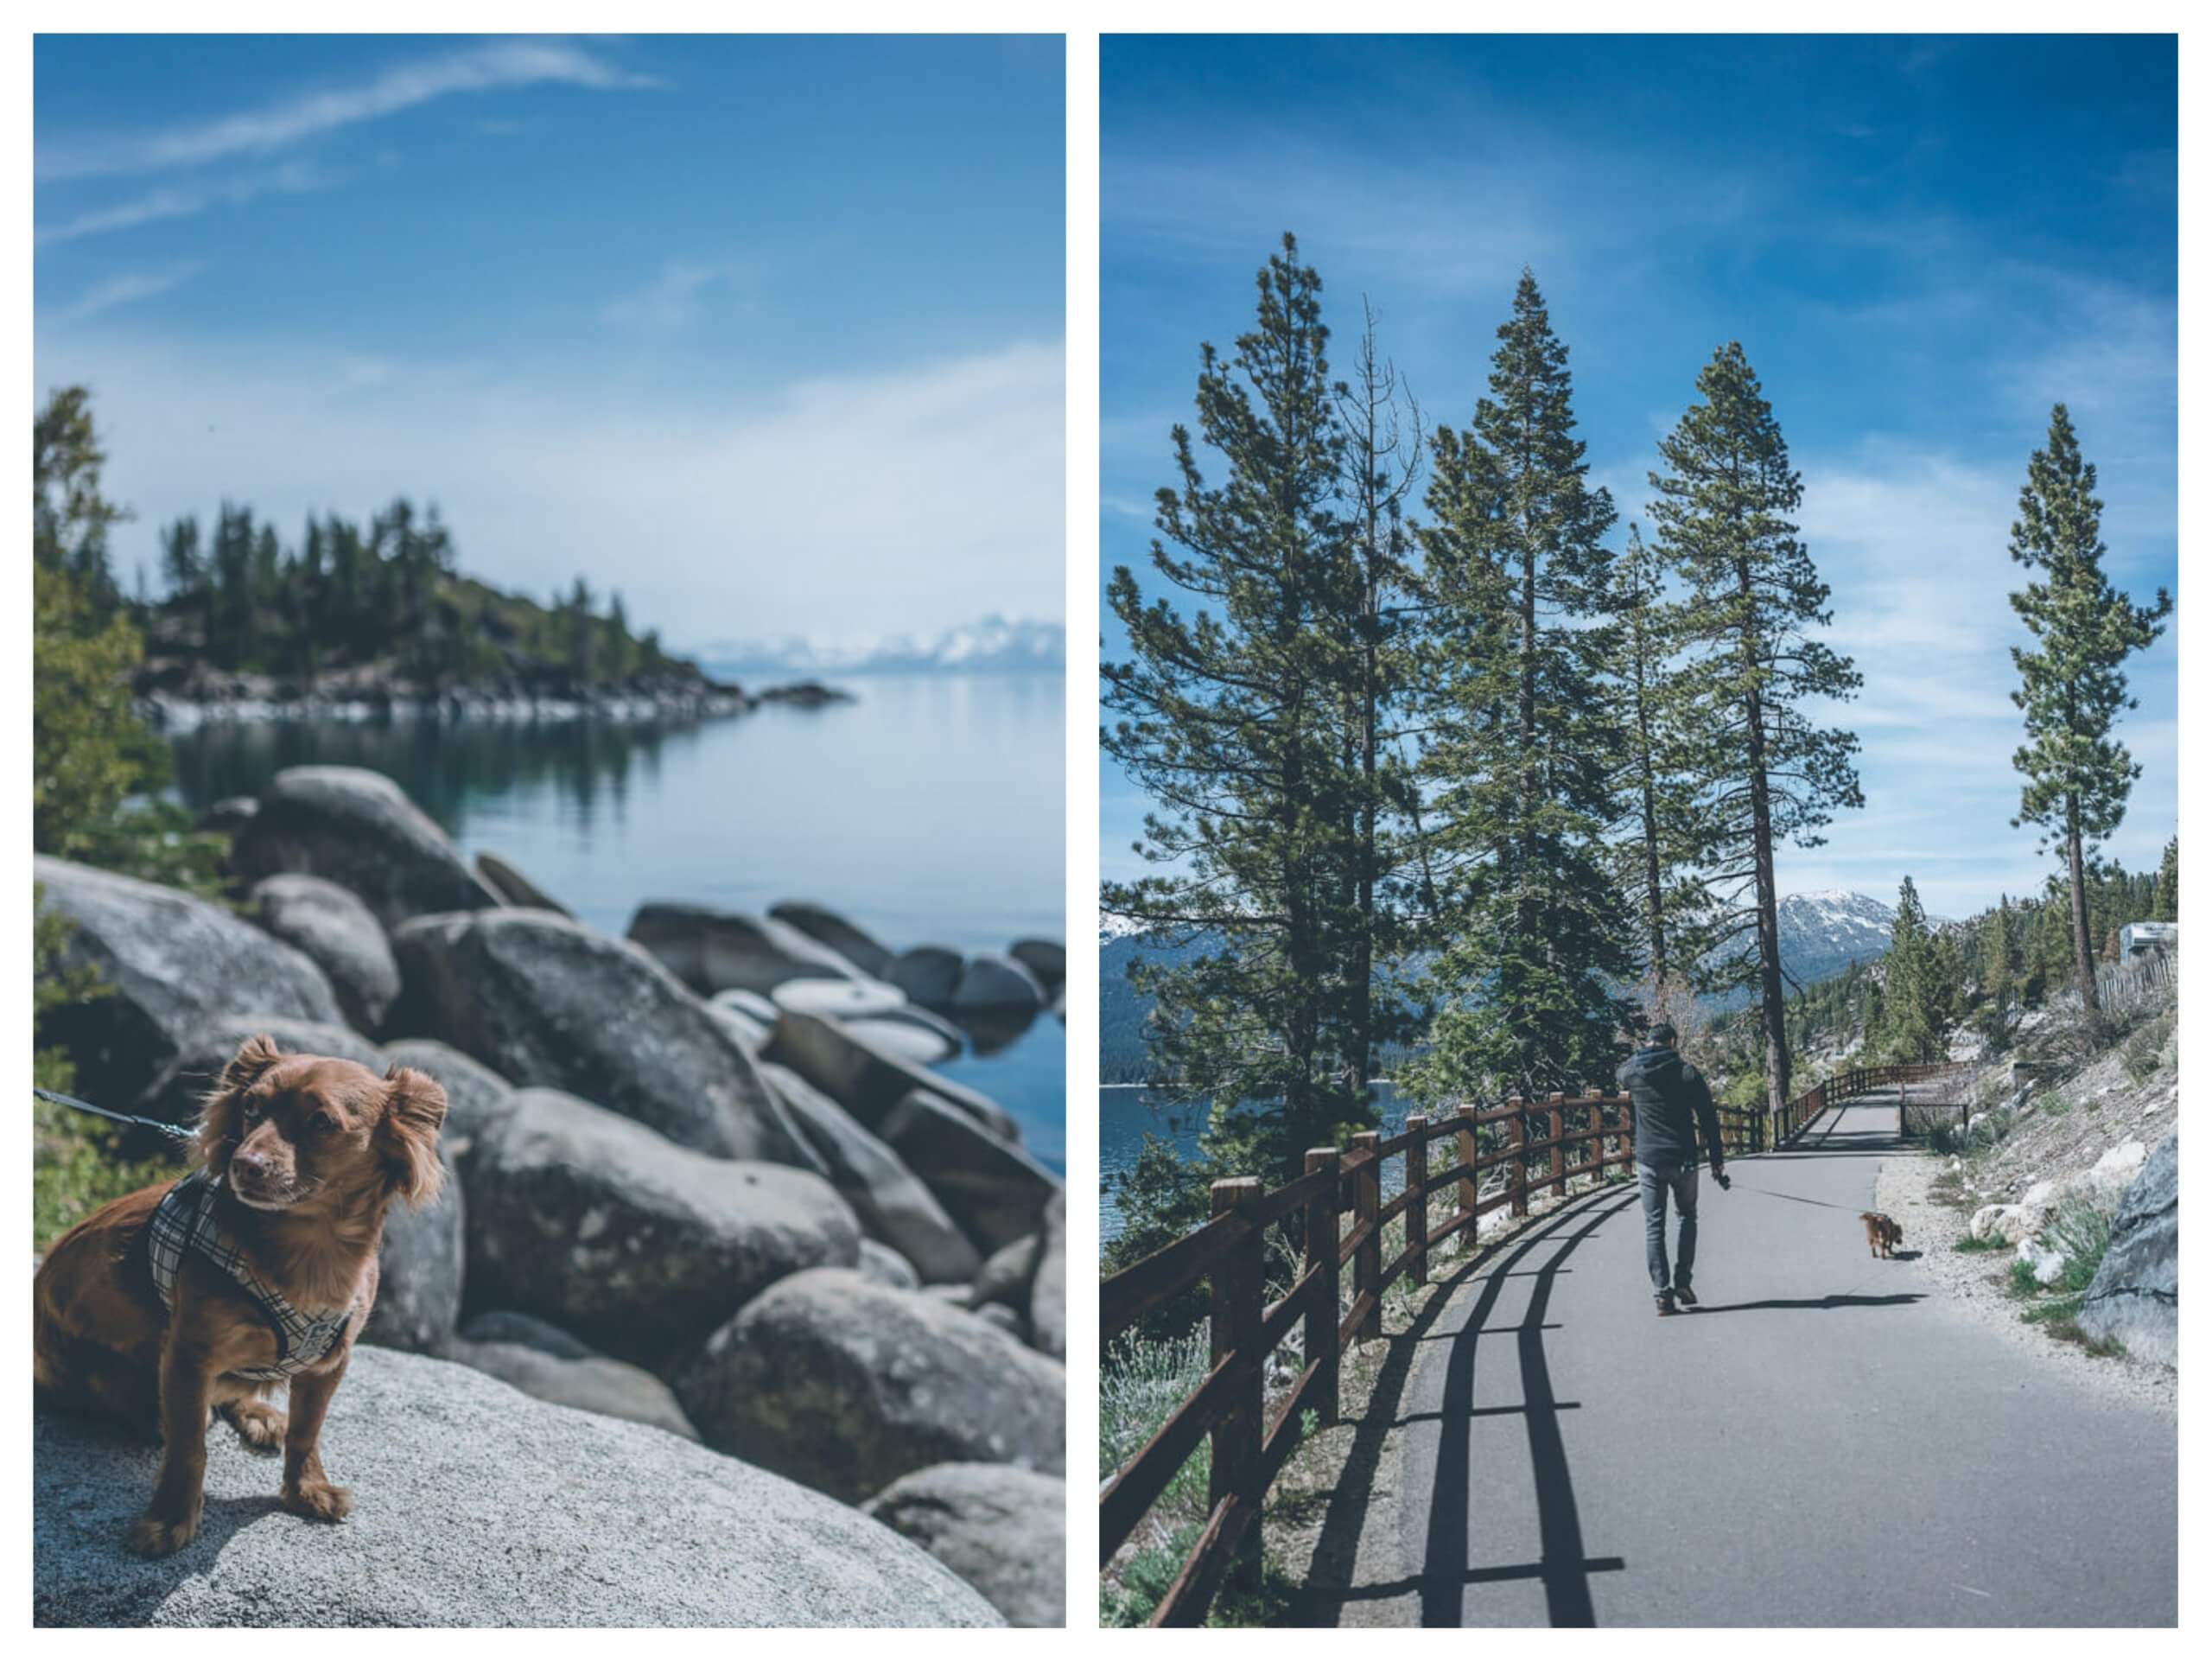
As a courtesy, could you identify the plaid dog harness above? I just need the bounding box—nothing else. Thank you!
[146,1170,358,1382]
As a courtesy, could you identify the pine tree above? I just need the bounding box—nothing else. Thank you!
[1877,876,1941,1061]
[1408,271,1633,1103]
[1649,343,1862,1114]
[1329,301,1423,1109]
[33,385,127,614]
[2152,837,2177,923]
[1101,233,1366,1181]
[2006,404,2171,1021]
[1611,521,1711,985]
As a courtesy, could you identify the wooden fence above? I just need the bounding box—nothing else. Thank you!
[1099,1060,1970,1626]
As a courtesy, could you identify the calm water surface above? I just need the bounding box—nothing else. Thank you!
[168,673,1065,1168]
[1099,1081,1410,1249]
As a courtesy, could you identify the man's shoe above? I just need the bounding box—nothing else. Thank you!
[1674,1283,1698,1308]
[1655,1290,1677,1316]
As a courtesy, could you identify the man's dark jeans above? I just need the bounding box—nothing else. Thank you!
[1638,1161,1699,1294]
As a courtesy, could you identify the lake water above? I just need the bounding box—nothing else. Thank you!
[166,672,1066,1170]
[1099,1081,1410,1247]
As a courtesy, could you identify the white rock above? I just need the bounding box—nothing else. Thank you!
[771,977,908,1019]
[2019,1180,2056,1213]
[1969,1203,2037,1244]
[2016,1239,2067,1286]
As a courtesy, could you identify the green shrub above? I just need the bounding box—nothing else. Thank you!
[1955,1231,2010,1254]
[2041,1195,2114,1294]
[2006,1257,2043,1297]
[1101,1325,1213,1504]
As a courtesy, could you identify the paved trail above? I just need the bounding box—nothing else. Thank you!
[1389,1097,2176,1627]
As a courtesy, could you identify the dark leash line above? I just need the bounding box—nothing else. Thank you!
[32,1085,195,1143]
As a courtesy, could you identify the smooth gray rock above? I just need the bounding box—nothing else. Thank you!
[389,909,816,1168]
[770,1009,1020,1143]
[466,1088,859,1375]
[440,1313,699,1442]
[360,1150,464,1353]
[858,1239,922,1290]
[229,766,506,930]
[474,850,572,917]
[34,856,345,1106]
[768,901,895,978]
[2078,1132,2177,1367]
[676,1268,1065,1504]
[460,1309,594,1358]
[764,1061,982,1285]
[970,1234,1040,1316]
[841,1006,963,1066]
[1007,939,1065,991]
[33,1347,1001,1627]
[135,1014,384,1134]
[863,1463,1066,1627]
[879,1089,1062,1258]
[705,989,774,1052]
[887,945,963,1008]
[377,1040,517,1176]
[973,1302,1023,1338]
[195,795,258,834]
[627,902,865,997]
[1027,1193,1066,1361]
[951,953,1046,1016]
[250,873,402,1033]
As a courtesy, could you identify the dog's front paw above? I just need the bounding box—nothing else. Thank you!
[128,1509,200,1557]
[282,1479,353,1523]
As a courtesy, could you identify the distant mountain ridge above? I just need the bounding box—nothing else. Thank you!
[696,614,1063,677]
[1099,888,1922,1082]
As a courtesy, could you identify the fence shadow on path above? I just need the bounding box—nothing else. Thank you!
[1287,1184,1637,1627]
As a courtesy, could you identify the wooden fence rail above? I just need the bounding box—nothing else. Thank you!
[1100,1058,1972,1626]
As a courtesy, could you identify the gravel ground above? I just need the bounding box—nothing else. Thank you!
[1875,1147,2177,1413]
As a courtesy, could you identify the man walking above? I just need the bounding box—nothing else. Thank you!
[1618,1023,1728,1315]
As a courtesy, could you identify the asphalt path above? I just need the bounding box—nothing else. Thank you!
[1395,1097,2177,1627]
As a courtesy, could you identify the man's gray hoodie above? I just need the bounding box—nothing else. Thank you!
[1618,1045,1724,1169]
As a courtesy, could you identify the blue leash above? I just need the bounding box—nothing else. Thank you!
[32,1085,195,1143]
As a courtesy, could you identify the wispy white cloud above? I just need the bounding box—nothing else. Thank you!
[50,263,206,322]
[35,160,327,246]
[34,327,1065,648]
[600,262,746,333]
[37,40,656,181]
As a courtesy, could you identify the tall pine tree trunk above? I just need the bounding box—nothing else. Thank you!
[1740,564,1791,1114]
[2067,798,2101,1017]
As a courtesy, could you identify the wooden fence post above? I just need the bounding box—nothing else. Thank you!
[1507,1098,1529,1217]
[1457,1114,1478,1245]
[1302,1149,1340,1424]
[1209,1176,1264,1597]
[1405,1115,1429,1287]
[1351,1130,1382,1342]
[1548,1092,1567,1200]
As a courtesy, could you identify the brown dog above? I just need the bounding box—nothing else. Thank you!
[1860,1211,1904,1258]
[33,1035,446,1557]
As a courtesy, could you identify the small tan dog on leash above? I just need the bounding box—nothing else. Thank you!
[1859,1211,1904,1258]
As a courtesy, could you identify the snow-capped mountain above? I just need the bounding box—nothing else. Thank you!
[1771,888,1909,987]
[1098,890,1915,1079]
[696,614,1062,677]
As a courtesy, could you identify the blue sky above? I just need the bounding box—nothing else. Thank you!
[1101,34,2177,920]
[35,35,1065,651]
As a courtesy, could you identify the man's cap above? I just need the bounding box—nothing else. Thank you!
[1649,1022,1678,1048]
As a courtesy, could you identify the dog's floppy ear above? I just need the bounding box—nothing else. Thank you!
[197,1033,284,1168]
[378,1064,448,1208]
